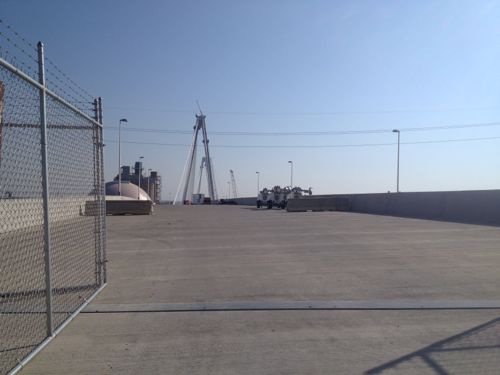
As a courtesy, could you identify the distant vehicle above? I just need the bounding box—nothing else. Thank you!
[257,186,312,209]
[256,188,269,209]
[192,193,205,205]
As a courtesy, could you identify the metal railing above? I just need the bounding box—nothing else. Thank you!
[0,40,106,375]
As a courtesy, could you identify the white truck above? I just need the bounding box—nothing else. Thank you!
[257,186,312,209]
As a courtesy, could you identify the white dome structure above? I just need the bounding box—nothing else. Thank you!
[106,181,151,201]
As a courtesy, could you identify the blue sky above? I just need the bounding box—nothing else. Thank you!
[3,0,500,199]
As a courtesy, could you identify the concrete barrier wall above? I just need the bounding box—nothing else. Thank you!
[0,197,91,233]
[287,190,500,226]
[105,200,153,215]
[287,197,351,212]
[232,197,257,206]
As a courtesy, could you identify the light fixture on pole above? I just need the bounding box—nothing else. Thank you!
[392,129,400,193]
[118,119,127,196]
[137,156,144,199]
[256,171,260,195]
[288,161,293,188]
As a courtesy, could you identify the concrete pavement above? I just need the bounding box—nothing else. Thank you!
[20,205,500,374]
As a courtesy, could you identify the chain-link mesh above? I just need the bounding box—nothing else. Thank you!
[0,57,47,375]
[0,47,105,374]
[45,93,104,329]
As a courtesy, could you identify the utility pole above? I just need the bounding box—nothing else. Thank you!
[392,129,400,193]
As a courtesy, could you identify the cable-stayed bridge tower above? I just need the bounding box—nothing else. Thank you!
[174,113,218,204]
[230,169,238,199]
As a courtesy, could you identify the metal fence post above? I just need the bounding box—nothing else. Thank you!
[98,96,103,125]
[38,41,54,337]
[92,98,102,286]
[97,96,107,284]
[93,98,98,122]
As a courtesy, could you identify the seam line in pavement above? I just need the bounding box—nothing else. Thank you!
[82,300,500,313]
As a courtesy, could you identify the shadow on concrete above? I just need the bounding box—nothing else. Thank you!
[238,206,260,211]
[0,344,38,354]
[341,210,500,228]
[239,206,289,212]
[365,317,500,374]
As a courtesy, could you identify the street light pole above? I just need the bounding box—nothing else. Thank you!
[392,129,400,193]
[288,161,293,188]
[138,156,144,199]
[118,119,128,196]
[227,181,231,199]
[256,171,260,195]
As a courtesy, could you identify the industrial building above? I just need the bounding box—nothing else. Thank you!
[114,161,162,203]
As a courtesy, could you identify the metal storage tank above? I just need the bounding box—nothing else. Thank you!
[105,181,151,201]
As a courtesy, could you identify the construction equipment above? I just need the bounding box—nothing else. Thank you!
[257,186,312,209]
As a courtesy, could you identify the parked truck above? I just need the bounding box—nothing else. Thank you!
[257,186,312,209]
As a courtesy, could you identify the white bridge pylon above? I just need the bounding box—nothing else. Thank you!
[174,113,218,204]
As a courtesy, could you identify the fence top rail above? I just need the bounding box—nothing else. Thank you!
[0,56,102,128]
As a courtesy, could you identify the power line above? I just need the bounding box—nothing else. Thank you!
[103,135,500,149]
[104,121,500,136]
[105,105,500,116]
[106,127,192,135]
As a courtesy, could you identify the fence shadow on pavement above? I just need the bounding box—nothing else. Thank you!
[365,317,500,374]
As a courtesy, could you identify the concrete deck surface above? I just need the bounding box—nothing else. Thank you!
[21,205,500,374]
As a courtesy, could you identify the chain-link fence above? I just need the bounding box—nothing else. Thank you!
[0,37,106,375]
